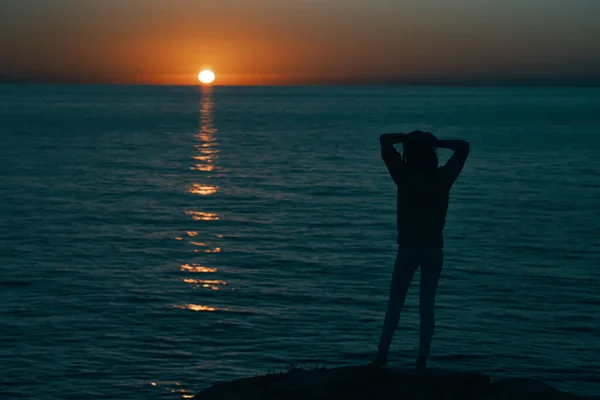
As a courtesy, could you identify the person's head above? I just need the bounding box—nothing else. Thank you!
[403,141,438,173]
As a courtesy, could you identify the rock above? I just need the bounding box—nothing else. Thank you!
[193,365,597,399]
[488,378,583,400]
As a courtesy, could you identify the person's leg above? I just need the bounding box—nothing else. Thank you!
[375,247,420,364]
[417,247,443,369]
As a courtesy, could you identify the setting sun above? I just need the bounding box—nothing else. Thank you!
[198,70,215,84]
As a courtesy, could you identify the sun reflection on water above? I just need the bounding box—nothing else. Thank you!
[196,247,221,253]
[176,89,228,314]
[178,89,228,307]
[169,87,228,400]
[150,381,196,399]
[174,304,227,312]
[180,264,217,273]
[191,87,218,182]
[193,154,214,162]
[188,183,217,196]
[190,164,214,171]
[184,211,219,221]
[184,279,227,285]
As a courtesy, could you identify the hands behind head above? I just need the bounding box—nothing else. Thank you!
[406,131,439,147]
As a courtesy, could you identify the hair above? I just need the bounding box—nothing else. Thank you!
[402,142,439,173]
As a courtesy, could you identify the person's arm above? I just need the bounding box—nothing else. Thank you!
[380,133,407,146]
[437,139,470,185]
[380,134,407,185]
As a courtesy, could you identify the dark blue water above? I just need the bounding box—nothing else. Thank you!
[1,85,599,399]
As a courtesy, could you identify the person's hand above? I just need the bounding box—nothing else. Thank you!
[406,131,439,147]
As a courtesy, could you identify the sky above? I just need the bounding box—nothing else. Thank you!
[1,0,599,85]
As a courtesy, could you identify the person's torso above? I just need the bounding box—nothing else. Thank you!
[396,168,450,247]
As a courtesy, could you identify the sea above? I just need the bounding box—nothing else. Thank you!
[1,85,599,399]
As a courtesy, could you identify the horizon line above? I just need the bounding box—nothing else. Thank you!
[1,81,600,88]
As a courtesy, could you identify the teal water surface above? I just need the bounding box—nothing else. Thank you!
[1,85,599,399]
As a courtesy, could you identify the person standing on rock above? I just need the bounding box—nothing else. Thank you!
[373,131,469,370]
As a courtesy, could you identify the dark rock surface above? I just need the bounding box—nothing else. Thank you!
[194,365,597,400]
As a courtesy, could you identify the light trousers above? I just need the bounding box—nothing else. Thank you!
[377,246,443,359]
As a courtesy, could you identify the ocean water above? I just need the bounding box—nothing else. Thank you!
[1,85,599,399]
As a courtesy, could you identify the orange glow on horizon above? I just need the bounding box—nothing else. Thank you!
[3,0,597,86]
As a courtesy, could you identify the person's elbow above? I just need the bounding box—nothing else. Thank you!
[458,140,470,155]
[379,136,393,154]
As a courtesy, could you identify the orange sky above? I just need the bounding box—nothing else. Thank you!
[1,0,599,85]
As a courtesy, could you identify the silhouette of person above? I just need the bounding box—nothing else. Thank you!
[373,131,469,371]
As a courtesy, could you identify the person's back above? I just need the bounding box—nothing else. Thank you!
[373,131,469,370]
[396,168,449,248]
[381,131,469,248]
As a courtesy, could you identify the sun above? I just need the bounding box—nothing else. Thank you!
[198,70,215,84]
